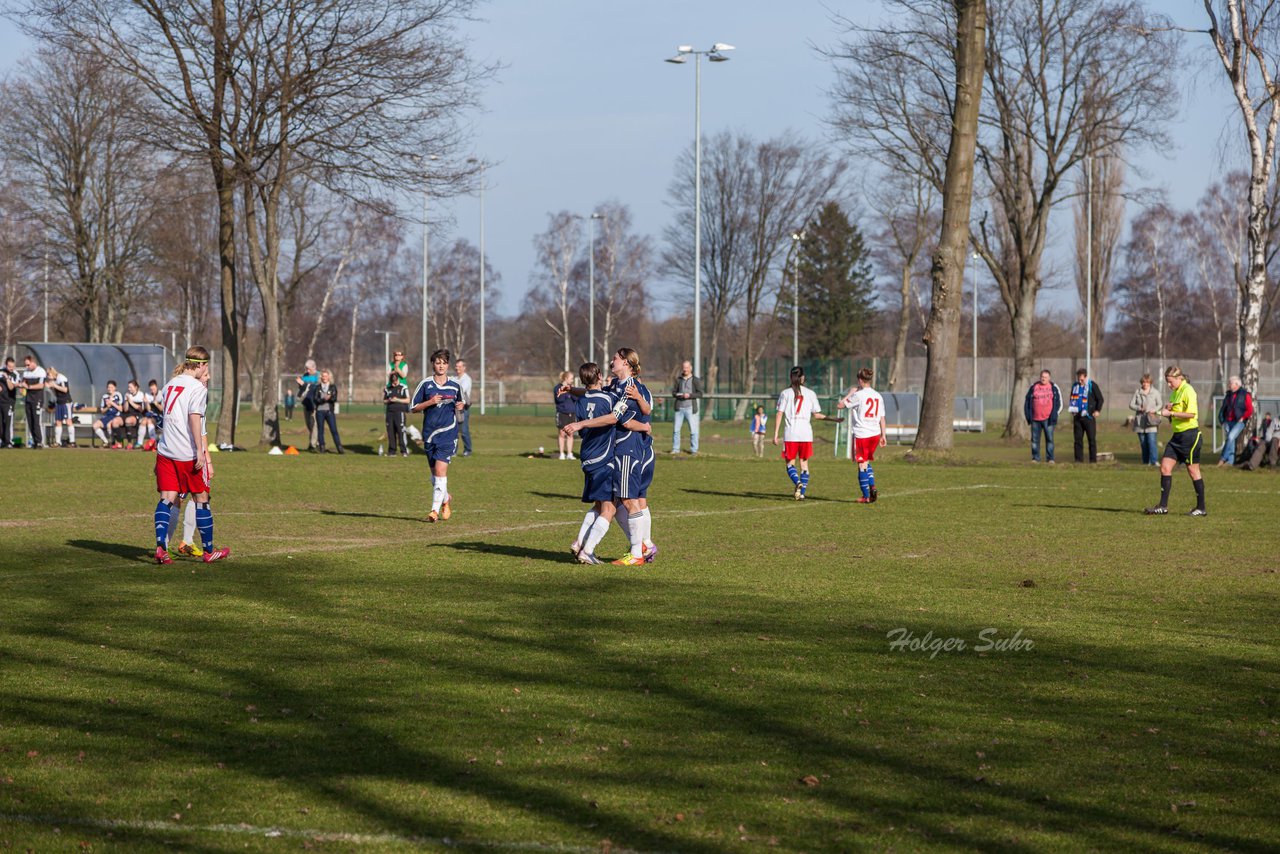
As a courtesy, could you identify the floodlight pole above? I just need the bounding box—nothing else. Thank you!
[971,251,979,398]
[666,43,734,380]
[1085,151,1093,381]
[421,155,438,377]
[589,212,604,367]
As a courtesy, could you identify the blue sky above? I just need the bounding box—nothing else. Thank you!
[0,1,1243,317]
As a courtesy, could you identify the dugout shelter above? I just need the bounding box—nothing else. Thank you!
[14,342,171,416]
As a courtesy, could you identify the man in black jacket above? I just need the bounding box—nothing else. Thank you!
[309,370,344,454]
[1069,368,1105,464]
[0,357,17,448]
[670,360,703,455]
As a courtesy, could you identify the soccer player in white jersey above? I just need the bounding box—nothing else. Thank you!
[151,346,230,565]
[773,365,841,500]
[838,367,887,503]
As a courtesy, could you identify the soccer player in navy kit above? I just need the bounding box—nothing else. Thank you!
[411,348,464,522]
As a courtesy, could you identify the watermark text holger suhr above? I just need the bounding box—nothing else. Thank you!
[886,627,1034,659]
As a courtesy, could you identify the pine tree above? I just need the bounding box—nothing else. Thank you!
[794,201,875,359]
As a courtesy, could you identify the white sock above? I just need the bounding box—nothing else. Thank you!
[627,508,647,558]
[54,424,63,444]
[575,510,597,547]
[66,423,74,443]
[640,507,653,547]
[584,514,612,555]
[613,504,630,539]
[183,500,197,544]
[432,476,448,512]
[95,426,108,444]
[147,423,156,440]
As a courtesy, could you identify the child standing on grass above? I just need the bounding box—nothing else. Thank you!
[751,405,767,458]
[838,367,887,504]
[411,349,464,522]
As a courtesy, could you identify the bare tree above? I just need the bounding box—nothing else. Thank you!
[0,50,158,342]
[18,0,489,443]
[664,131,845,400]
[429,237,499,362]
[0,186,41,351]
[868,171,937,391]
[1115,203,1180,369]
[585,201,652,366]
[1073,148,1125,359]
[916,0,986,451]
[1203,0,1280,403]
[149,163,218,348]
[829,0,1180,441]
[528,211,582,372]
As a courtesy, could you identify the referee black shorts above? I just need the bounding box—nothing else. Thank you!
[1162,428,1202,466]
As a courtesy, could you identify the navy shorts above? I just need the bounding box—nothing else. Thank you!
[98,409,120,428]
[55,404,72,421]
[581,464,614,503]
[612,447,655,500]
[1162,429,1202,466]
[425,435,457,465]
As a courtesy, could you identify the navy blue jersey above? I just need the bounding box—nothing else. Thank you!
[608,377,652,456]
[411,377,461,443]
[576,390,616,471]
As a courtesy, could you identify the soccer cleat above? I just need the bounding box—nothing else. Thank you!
[426,510,440,523]
[793,484,803,501]
[856,496,871,504]
[440,495,452,520]
[642,542,659,563]
[1186,508,1208,517]
[869,486,878,503]
[176,541,204,558]
[570,541,583,558]
[611,553,647,567]
[202,547,231,563]
[577,552,603,565]
[1143,505,1168,515]
[155,546,172,565]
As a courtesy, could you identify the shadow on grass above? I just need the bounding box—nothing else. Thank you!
[3,561,1278,852]
[436,540,570,562]
[1015,503,1135,514]
[528,490,579,501]
[65,539,153,563]
[681,487,841,503]
[318,509,423,522]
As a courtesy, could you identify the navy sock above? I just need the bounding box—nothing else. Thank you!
[786,465,799,485]
[857,468,870,498]
[799,471,810,493]
[154,500,174,548]
[866,465,875,489]
[196,502,214,552]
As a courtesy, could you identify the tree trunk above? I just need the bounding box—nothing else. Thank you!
[213,174,240,446]
[915,0,985,452]
[1002,287,1037,439]
[889,267,912,391]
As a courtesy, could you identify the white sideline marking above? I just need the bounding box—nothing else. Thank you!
[1,482,1019,581]
[0,811,655,852]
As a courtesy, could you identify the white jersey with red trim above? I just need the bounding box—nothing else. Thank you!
[155,374,208,461]
[841,386,885,439]
[776,386,821,443]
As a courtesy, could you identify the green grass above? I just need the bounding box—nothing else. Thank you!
[1,413,1277,852]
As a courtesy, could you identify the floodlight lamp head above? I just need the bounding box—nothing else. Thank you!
[677,45,693,52]
[591,212,605,220]
[708,52,730,62]
[712,43,735,51]
[665,54,688,64]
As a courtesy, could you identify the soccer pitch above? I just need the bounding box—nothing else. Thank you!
[1,412,1277,852]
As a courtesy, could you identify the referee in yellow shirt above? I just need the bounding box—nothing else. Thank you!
[1145,365,1207,516]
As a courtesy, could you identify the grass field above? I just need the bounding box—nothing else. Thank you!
[1,411,1277,852]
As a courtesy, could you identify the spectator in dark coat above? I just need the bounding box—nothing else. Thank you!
[1217,375,1254,466]
[309,370,344,454]
[1069,368,1104,463]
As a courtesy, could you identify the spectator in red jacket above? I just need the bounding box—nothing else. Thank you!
[1217,375,1254,466]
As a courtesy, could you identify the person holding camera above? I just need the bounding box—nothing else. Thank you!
[383,371,411,457]
[309,369,344,454]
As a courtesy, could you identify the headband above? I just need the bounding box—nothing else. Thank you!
[187,358,210,364]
